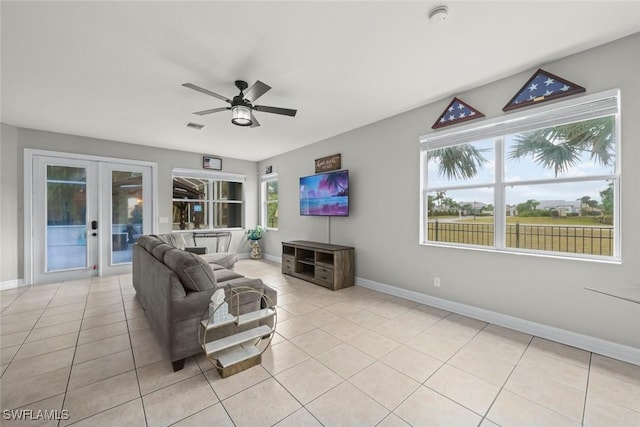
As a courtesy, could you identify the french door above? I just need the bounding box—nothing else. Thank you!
[30,153,154,284]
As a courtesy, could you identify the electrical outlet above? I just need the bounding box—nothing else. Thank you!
[434,277,441,287]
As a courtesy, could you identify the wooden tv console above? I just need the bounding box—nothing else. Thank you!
[281,241,354,291]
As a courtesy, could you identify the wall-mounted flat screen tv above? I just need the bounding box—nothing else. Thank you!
[300,170,349,216]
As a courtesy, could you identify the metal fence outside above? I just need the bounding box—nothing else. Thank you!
[427,220,614,256]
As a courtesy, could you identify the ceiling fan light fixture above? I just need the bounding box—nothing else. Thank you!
[231,105,252,126]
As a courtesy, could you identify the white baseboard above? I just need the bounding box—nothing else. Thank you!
[263,253,281,263]
[0,279,26,291]
[355,276,640,366]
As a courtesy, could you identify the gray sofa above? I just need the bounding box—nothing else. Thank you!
[132,234,277,371]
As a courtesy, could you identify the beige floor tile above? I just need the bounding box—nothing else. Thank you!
[324,301,364,317]
[584,395,640,427]
[48,295,87,307]
[280,301,319,316]
[276,316,318,339]
[41,302,86,317]
[2,347,75,382]
[223,378,301,427]
[77,320,128,345]
[125,307,145,320]
[131,339,169,368]
[426,364,500,415]
[477,323,532,348]
[463,334,527,365]
[320,318,367,341]
[345,309,390,329]
[277,293,304,306]
[306,381,388,426]
[0,344,20,365]
[137,356,201,395]
[507,362,586,421]
[1,310,42,325]
[0,393,65,427]
[85,296,123,309]
[143,374,217,427]
[275,358,343,404]
[479,419,501,427]
[368,301,408,319]
[0,366,70,409]
[80,311,127,330]
[406,330,470,361]
[0,330,29,348]
[25,319,81,343]
[527,337,590,368]
[375,318,423,343]
[62,371,140,425]
[381,345,443,382]
[261,340,310,375]
[591,353,640,386]
[129,327,162,349]
[206,364,271,400]
[193,351,215,372]
[588,371,640,412]
[487,390,581,427]
[426,313,486,339]
[14,331,78,360]
[349,361,420,410]
[74,333,131,364]
[289,328,342,356]
[34,310,84,328]
[295,308,341,327]
[82,302,123,318]
[172,402,234,427]
[1,319,38,336]
[69,398,146,427]
[518,351,589,389]
[127,316,151,332]
[316,342,375,379]
[68,349,134,390]
[348,329,400,359]
[274,408,322,426]
[377,413,412,427]
[448,346,516,386]
[394,385,482,427]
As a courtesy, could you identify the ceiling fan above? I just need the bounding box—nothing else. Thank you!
[182,80,297,128]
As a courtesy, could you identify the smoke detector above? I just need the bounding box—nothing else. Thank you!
[185,122,205,130]
[429,6,449,24]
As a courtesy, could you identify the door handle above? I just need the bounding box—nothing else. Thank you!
[91,220,98,230]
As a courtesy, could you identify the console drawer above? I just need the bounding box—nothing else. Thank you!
[282,256,295,274]
[315,266,333,286]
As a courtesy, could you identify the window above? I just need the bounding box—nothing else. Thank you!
[420,90,620,260]
[261,173,278,229]
[172,168,245,230]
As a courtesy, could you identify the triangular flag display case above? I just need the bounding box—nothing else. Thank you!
[502,68,585,112]
[432,97,485,129]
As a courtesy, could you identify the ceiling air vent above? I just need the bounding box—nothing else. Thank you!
[185,122,205,130]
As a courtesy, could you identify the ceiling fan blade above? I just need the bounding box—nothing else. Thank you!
[182,83,231,103]
[253,105,297,117]
[250,112,261,128]
[244,80,271,103]
[193,107,229,116]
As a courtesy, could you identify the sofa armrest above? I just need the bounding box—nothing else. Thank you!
[185,246,208,255]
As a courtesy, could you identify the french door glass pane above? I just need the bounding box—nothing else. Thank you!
[46,165,87,271]
[111,171,143,264]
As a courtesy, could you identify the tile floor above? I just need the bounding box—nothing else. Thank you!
[1,259,639,426]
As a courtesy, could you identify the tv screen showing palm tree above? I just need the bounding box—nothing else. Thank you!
[300,170,349,216]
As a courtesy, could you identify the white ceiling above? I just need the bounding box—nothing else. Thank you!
[2,1,640,162]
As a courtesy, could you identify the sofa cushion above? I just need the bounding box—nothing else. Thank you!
[152,243,174,262]
[214,269,244,283]
[138,235,163,253]
[164,248,216,292]
[156,233,187,250]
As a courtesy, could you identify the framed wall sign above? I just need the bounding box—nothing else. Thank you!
[203,156,222,170]
[315,153,341,173]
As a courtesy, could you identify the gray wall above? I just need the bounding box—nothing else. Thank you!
[0,125,259,282]
[258,33,640,349]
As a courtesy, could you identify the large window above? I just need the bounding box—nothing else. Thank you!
[172,168,245,230]
[420,90,620,260]
[261,173,278,229]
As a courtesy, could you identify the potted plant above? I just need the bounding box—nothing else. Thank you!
[246,226,266,259]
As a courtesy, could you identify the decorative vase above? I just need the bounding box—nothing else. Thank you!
[250,239,262,259]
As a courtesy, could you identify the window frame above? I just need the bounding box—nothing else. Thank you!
[171,168,246,231]
[419,89,621,262]
[260,172,278,230]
